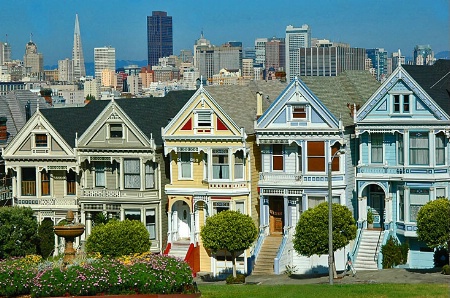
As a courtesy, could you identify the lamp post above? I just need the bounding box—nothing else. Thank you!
[328,147,345,285]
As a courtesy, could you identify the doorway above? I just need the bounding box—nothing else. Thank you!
[269,197,284,234]
[368,184,385,229]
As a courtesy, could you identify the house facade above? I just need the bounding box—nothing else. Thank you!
[354,60,450,268]
[254,72,380,274]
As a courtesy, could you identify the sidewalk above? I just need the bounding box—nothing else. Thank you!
[195,268,449,285]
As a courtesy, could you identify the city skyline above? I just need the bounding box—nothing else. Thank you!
[0,0,448,66]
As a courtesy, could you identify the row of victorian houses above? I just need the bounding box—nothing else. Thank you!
[1,60,449,276]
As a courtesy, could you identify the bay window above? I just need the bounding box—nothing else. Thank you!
[234,150,244,179]
[272,144,284,171]
[95,162,105,187]
[41,170,50,196]
[66,170,76,195]
[145,209,156,240]
[180,152,192,179]
[436,132,445,165]
[124,159,140,189]
[409,132,429,165]
[145,161,154,189]
[371,133,383,163]
[213,149,229,179]
[307,141,325,172]
[397,133,404,165]
[409,189,429,222]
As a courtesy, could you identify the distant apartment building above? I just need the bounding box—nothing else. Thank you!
[140,67,154,88]
[44,69,58,82]
[414,45,434,65]
[366,48,388,81]
[147,11,173,67]
[126,74,142,95]
[285,24,311,81]
[84,78,99,100]
[211,68,242,85]
[299,44,366,76]
[265,37,285,72]
[101,69,117,88]
[58,58,74,82]
[152,65,179,82]
[180,67,199,90]
[391,50,406,69]
[242,58,254,80]
[23,39,43,77]
[193,34,242,80]
[179,49,193,64]
[94,46,115,84]
[255,38,268,68]
[0,42,11,65]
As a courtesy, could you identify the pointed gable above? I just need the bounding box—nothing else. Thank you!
[357,65,450,123]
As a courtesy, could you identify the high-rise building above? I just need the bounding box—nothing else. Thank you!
[366,48,388,81]
[285,24,311,81]
[72,14,86,81]
[414,45,434,65]
[298,45,366,76]
[23,38,43,77]
[58,58,74,82]
[0,42,11,65]
[265,37,285,72]
[147,11,173,67]
[94,46,116,84]
[254,38,268,68]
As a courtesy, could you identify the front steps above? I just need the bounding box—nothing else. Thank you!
[168,239,190,260]
[354,229,382,270]
[252,235,282,275]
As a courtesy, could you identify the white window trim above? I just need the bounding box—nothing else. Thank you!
[194,110,213,134]
[389,92,413,115]
[288,104,309,122]
[178,152,193,180]
[369,133,384,164]
[107,123,124,139]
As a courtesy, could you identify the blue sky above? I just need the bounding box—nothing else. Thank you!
[1,0,448,66]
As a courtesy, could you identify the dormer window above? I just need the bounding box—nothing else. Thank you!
[197,111,212,127]
[292,106,307,120]
[110,124,123,138]
[35,134,47,147]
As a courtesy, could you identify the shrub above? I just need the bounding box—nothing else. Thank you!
[37,218,54,259]
[85,219,151,257]
[367,209,374,225]
[0,255,42,297]
[381,236,409,268]
[434,247,449,267]
[442,264,450,275]
[226,273,245,284]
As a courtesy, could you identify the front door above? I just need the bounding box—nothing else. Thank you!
[173,201,190,240]
[368,185,385,229]
[269,197,284,234]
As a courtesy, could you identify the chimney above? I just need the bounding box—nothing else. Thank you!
[256,92,263,118]
[0,117,7,141]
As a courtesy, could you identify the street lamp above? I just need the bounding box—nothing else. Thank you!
[328,146,346,285]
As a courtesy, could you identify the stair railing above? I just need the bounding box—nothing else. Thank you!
[373,228,384,263]
[248,229,266,274]
[349,222,363,263]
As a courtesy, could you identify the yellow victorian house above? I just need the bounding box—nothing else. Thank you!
[162,81,286,276]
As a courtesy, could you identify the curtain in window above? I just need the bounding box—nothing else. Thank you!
[371,134,383,163]
[272,144,284,171]
[146,209,156,240]
[145,162,154,189]
[409,132,429,165]
[124,159,140,189]
[398,134,404,165]
[308,196,325,209]
[436,133,445,165]
[234,151,244,179]
[180,153,192,178]
[213,153,229,179]
[409,189,429,221]
[95,162,105,187]
[307,142,325,171]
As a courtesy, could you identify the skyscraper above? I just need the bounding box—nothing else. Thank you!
[366,48,388,81]
[0,41,11,65]
[147,11,173,67]
[23,37,43,77]
[414,45,434,65]
[72,14,86,81]
[285,24,311,81]
[94,46,116,84]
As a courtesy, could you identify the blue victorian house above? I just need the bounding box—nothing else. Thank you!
[354,59,450,269]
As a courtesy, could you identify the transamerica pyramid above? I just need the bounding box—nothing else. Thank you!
[72,14,86,81]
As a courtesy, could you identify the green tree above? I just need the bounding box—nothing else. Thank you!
[293,202,356,277]
[200,210,258,278]
[0,206,38,258]
[417,198,450,265]
[37,218,55,259]
[85,219,151,257]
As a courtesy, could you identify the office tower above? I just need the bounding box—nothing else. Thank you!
[94,46,116,84]
[254,38,268,68]
[23,37,43,76]
[265,37,285,72]
[193,34,242,80]
[0,42,11,65]
[391,50,405,68]
[242,58,254,80]
[414,45,434,65]
[298,45,366,76]
[72,14,86,81]
[179,49,193,63]
[366,48,388,81]
[58,58,74,82]
[147,11,173,67]
[285,24,311,81]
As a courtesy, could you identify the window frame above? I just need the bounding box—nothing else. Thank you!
[178,152,193,180]
[397,133,404,165]
[435,132,446,166]
[109,123,123,139]
[392,94,411,114]
[196,110,212,127]
[66,170,76,195]
[124,159,141,189]
[307,141,325,172]
[272,144,284,171]
[41,170,50,196]
[212,149,230,180]
[409,132,429,165]
[409,188,429,222]
[234,150,244,180]
[291,105,307,121]
[95,162,106,187]
[145,209,157,240]
[35,134,48,147]
[370,133,383,164]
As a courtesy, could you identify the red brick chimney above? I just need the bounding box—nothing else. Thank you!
[0,117,6,141]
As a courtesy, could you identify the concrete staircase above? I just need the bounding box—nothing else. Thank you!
[252,235,282,275]
[354,229,382,270]
[168,239,190,260]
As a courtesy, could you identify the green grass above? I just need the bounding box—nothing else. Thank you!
[198,283,450,298]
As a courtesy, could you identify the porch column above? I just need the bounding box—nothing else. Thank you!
[167,211,172,244]
[190,212,195,244]
[80,211,86,241]
[11,171,17,200]
[385,196,393,230]
[358,196,367,226]
[85,212,92,237]
[283,195,289,231]
[404,187,410,222]
[16,167,22,197]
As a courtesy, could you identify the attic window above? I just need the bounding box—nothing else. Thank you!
[35,134,48,147]
[292,106,307,120]
[110,124,123,138]
[197,111,212,127]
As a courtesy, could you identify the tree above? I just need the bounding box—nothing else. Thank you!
[293,202,356,277]
[37,218,55,259]
[85,219,151,257]
[200,210,258,278]
[0,206,38,259]
[417,198,450,265]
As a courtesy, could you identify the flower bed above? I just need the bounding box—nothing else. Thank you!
[0,253,199,297]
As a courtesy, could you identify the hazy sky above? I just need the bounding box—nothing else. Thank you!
[1,0,448,66]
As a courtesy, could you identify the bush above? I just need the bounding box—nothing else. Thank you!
[381,236,409,268]
[442,264,450,275]
[0,255,42,297]
[226,273,245,284]
[85,219,151,257]
[434,248,449,267]
[37,218,54,259]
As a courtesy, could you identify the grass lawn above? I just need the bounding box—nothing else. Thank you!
[198,283,449,298]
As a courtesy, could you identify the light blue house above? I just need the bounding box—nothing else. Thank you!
[354,60,450,269]
[251,72,379,274]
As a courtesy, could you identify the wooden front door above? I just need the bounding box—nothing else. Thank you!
[269,197,284,234]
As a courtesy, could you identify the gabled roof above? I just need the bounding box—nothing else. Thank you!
[300,71,380,127]
[40,90,195,148]
[403,60,450,114]
[204,80,287,134]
